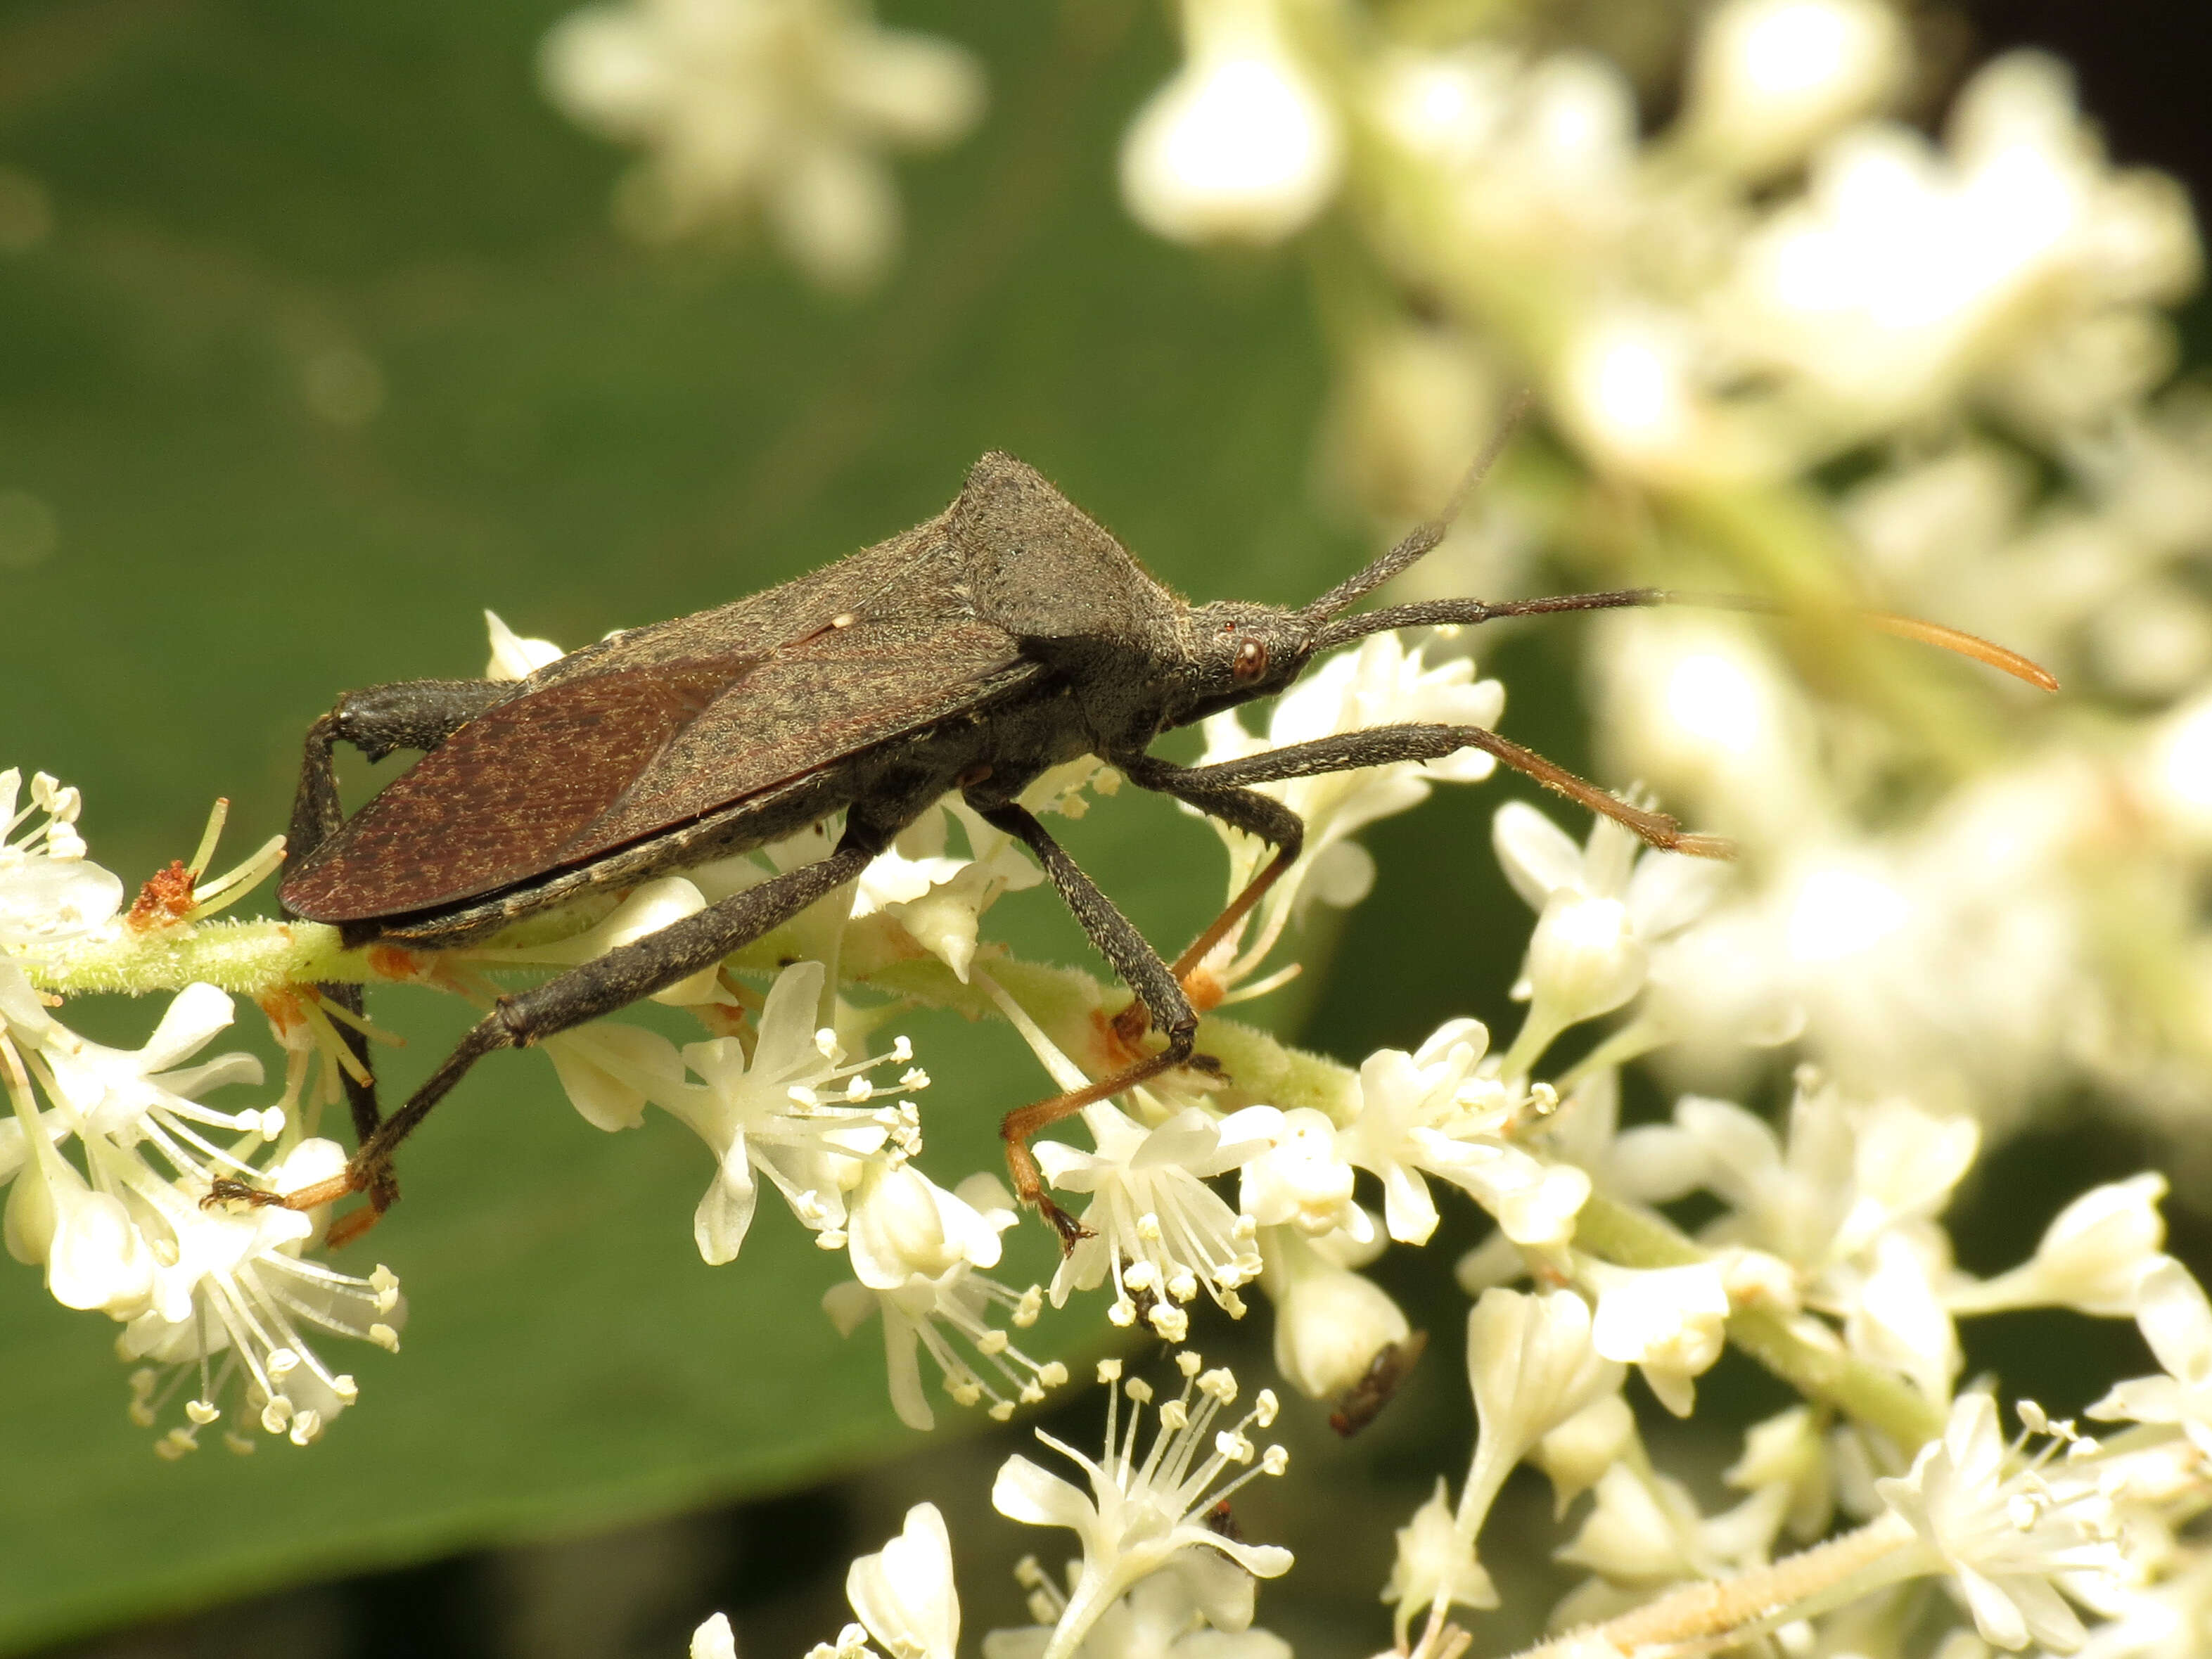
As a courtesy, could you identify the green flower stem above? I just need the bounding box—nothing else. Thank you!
[22,911,1940,1449]
[1573,1194,1944,1450]
[18,919,374,1000]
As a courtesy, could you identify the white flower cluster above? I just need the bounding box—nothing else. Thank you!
[23,579,2212,1659]
[539,0,984,288]
[1115,0,2212,1163]
[698,1354,1293,1659]
[0,769,401,1456]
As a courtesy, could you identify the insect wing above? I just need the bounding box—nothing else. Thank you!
[282,615,1032,923]
[562,617,1028,858]
[281,656,758,921]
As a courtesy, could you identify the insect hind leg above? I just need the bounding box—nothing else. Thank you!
[288,679,509,1148]
[225,837,878,1245]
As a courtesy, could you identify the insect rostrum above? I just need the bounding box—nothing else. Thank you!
[240,448,1779,1243]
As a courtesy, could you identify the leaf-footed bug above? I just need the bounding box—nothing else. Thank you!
[224,418,2054,1247]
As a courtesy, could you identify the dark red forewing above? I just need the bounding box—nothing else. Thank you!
[281,657,752,921]
[548,618,1027,863]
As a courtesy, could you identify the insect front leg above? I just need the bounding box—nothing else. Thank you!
[966,800,1199,1248]
[1111,757,1305,1050]
[236,837,876,1244]
[290,679,509,1146]
[1146,723,1732,858]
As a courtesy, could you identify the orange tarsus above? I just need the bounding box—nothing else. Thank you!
[324,1205,382,1250]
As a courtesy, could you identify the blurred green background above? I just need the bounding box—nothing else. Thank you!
[1,1,2206,1654]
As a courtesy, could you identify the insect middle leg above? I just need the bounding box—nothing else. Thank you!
[235,837,876,1240]
[1108,758,1305,1049]
[288,679,508,1144]
[966,800,1202,1245]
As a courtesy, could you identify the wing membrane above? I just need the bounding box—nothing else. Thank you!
[283,615,1028,922]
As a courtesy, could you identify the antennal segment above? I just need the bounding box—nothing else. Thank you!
[1311,587,2061,692]
[1303,387,1535,622]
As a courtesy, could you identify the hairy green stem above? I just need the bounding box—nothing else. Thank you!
[22,914,1941,1449]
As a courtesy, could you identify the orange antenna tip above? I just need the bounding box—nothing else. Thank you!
[1863,611,2059,693]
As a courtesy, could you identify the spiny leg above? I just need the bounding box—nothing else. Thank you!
[231,837,877,1243]
[1108,758,1306,1050]
[968,800,1198,1248]
[286,679,508,1147]
[1144,723,1735,859]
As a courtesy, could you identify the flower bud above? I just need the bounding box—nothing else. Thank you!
[1120,0,1341,244]
[1681,0,1907,178]
[1521,893,1647,1046]
[1590,1260,1730,1416]
[1535,1392,1637,1516]
[1272,1255,1411,1401]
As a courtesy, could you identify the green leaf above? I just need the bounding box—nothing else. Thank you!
[0,0,1373,1645]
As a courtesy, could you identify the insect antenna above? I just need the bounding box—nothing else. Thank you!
[1308,588,2059,691]
[1298,390,2058,695]
[1300,387,1535,624]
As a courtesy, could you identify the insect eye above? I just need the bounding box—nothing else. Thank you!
[1232,639,1268,683]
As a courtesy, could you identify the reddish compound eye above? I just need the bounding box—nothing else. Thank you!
[1232,639,1268,682]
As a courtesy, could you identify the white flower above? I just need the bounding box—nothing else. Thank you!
[1761,1082,1974,1265]
[1725,1404,1834,1543]
[1399,1288,1623,1635]
[847,1502,961,1659]
[991,1355,1291,1659]
[985,1558,1291,1659]
[653,959,926,1263]
[1464,1288,1625,1522]
[1191,634,1503,997]
[1843,1226,1963,1407]
[0,768,124,949]
[482,609,566,679]
[1679,0,1907,178]
[1369,44,1640,262]
[542,1020,689,1134]
[1556,1461,1789,1589]
[541,0,984,288]
[852,799,1043,982]
[470,877,736,1006]
[1238,1106,1359,1238]
[1553,306,1783,485]
[1040,1103,1274,1341]
[1534,1392,1637,1518]
[1381,1480,1495,1646]
[1617,1077,1975,1401]
[1338,1018,1588,1248]
[1120,0,1341,245]
[2088,1257,2212,1460]
[32,980,270,1164]
[802,1627,878,1659]
[692,1612,741,1659]
[1585,1260,1730,1417]
[1877,1392,2117,1651]
[1946,1174,2169,1319]
[1492,800,1730,1068]
[1723,52,2199,437]
[1260,1225,1409,1402]
[120,1139,404,1454]
[824,1168,1066,1430]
